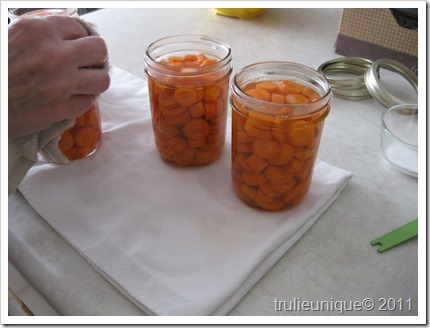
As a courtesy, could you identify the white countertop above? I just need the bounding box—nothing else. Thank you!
[8,7,422,322]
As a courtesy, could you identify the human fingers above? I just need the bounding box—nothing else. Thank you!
[73,67,111,95]
[63,95,95,119]
[43,15,89,40]
[71,36,109,68]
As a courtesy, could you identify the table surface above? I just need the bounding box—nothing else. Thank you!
[8,8,421,319]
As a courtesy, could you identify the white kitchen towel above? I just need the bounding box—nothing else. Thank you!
[19,66,353,316]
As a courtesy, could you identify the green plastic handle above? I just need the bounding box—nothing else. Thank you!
[371,218,418,253]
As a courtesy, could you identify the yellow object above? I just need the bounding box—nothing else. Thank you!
[212,8,264,19]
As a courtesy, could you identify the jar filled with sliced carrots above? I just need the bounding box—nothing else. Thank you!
[8,8,103,164]
[144,34,232,166]
[231,62,332,211]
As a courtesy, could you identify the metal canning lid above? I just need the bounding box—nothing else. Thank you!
[318,57,373,100]
[364,58,418,108]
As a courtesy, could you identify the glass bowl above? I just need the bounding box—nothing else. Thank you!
[380,103,418,177]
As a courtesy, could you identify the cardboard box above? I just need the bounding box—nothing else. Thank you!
[335,8,418,75]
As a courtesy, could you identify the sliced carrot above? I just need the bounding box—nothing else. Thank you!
[236,130,253,143]
[270,142,295,165]
[162,105,188,118]
[183,54,198,63]
[286,120,315,147]
[253,190,285,211]
[271,93,285,104]
[189,101,205,118]
[206,129,224,143]
[174,88,198,107]
[196,53,208,64]
[62,147,79,161]
[216,98,225,115]
[302,86,321,101]
[158,94,177,108]
[294,147,316,160]
[194,149,212,165]
[86,105,100,127]
[188,138,206,148]
[166,56,183,64]
[154,124,181,140]
[236,153,254,172]
[267,178,296,195]
[204,86,220,102]
[169,110,193,126]
[232,111,247,131]
[285,94,310,104]
[259,183,278,199]
[245,88,271,102]
[240,184,257,200]
[173,138,188,153]
[256,81,279,92]
[200,59,217,66]
[232,141,253,153]
[265,165,295,185]
[204,102,217,120]
[278,80,305,94]
[287,158,304,174]
[58,130,74,151]
[295,163,312,182]
[245,153,269,173]
[248,110,276,125]
[282,178,311,204]
[252,138,280,159]
[74,127,96,148]
[182,146,197,159]
[233,168,245,183]
[242,171,267,186]
[76,146,91,158]
[183,119,210,140]
[244,119,273,140]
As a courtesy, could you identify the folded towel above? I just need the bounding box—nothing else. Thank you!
[19,66,353,315]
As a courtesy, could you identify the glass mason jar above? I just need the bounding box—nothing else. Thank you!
[8,8,78,20]
[231,62,332,211]
[144,34,232,167]
[9,8,102,163]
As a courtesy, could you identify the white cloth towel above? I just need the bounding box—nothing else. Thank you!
[19,66,353,316]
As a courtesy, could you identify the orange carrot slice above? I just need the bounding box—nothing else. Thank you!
[174,88,198,107]
[245,88,271,102]
[75,127,96,148]
[58,131,74,151]
[286,121,315,147]
[245,154,269,173]
[285,94,310,104]
[278,80,305,94]
[190,101,205,118]
[252,138,280,159]
[183,119,210,140]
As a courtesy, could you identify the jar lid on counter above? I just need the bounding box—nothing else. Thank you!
[319,57,418,108]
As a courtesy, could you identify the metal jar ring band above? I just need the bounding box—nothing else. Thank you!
[318,57,373,100]
[364,58,418,108]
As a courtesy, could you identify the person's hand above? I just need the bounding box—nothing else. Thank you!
[8,15,110,138]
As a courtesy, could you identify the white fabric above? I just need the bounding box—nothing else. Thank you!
[19,66,353,316]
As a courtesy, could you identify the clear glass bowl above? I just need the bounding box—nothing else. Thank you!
[380,103,418,177]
